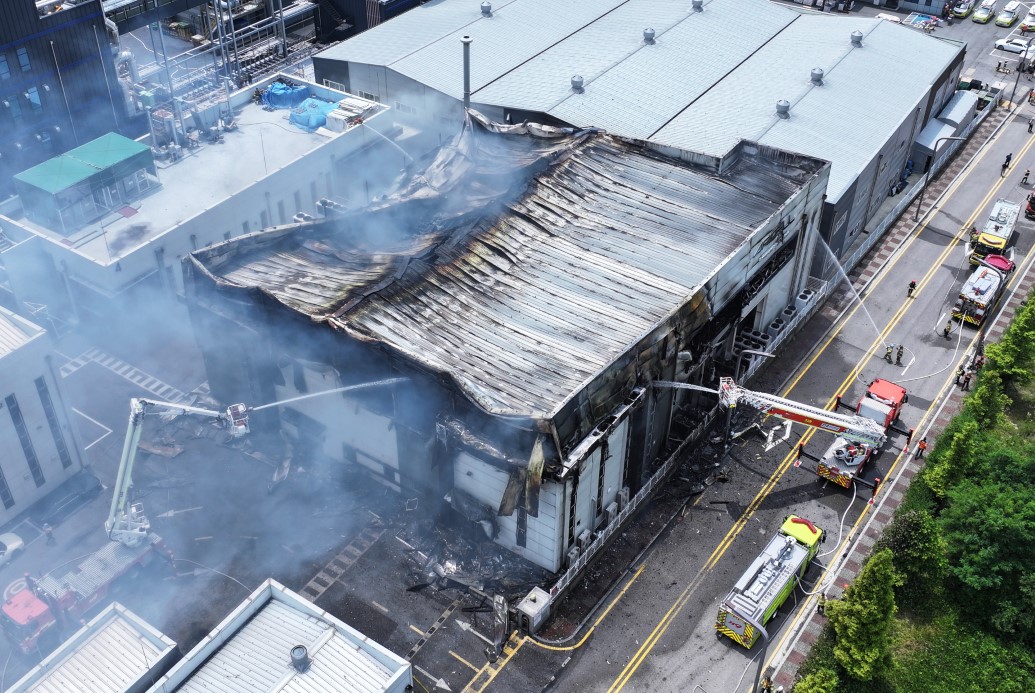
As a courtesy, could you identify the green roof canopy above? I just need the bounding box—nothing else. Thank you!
[68,132,150,169]
[14,133,151,195]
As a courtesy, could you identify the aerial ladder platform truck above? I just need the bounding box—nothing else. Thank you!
[0,399,249,656]
[719,377,911,489]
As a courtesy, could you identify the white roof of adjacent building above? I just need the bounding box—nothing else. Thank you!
[317,0,962,202]
[147,579,411,693]
[0,304,45,357]
[8,603,176,693]
[12,74,384,269]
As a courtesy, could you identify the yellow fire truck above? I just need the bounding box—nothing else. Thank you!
[715,515,824,648]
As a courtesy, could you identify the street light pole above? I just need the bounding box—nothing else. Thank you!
[724,348,775,451]
[1010,37,1033,108]
[914,136,966,221]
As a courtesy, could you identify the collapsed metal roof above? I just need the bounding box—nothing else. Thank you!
[190,114,822,420]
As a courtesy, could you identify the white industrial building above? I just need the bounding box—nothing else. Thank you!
[0,305,85,525]
[312,0,965,261]
[147,579,412,693]
[7,603,178,693]
[0,73,392,325]
[185,114,829,577]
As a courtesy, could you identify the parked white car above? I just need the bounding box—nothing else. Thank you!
[994,37,1035,56]
[0,532,25,568]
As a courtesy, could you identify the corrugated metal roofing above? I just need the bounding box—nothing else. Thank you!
[8,603,175,693]
[937,86,979,128]
[68,132,151,169]
[0,306,43,356]
[175,600,395,692]
[13,155,99,195]
[392,0,630,98]
[750,18,960,201]
[494,0,795,136]
[315,0,961,204]
[195,122,821,418]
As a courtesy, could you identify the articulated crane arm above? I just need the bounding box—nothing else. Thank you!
[106,398,249,547]
[718,377,887,447]
[105,380,408,547]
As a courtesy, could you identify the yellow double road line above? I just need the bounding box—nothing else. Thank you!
[608,125,1027,692]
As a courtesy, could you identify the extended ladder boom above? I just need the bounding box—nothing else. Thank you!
[718,377,886,447]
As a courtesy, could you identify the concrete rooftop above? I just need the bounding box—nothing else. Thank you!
[17,76,383,268]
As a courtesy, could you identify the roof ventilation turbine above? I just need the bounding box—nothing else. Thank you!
[290,646,312,674]
[851,30,863,47]
[691,0,703,11]
[810,68,824,85]
[481,1,492,16]
[643,27,656,44]
[776,99,791,119]
[571,75,585,93]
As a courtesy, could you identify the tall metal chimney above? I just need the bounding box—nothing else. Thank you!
[461,36,472,109]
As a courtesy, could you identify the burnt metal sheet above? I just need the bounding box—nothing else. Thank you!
[191,114,822,420]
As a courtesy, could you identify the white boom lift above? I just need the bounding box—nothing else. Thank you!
[105,379,408,548]
[106,398,250,547]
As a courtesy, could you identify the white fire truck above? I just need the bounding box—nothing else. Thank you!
[952,254,1015,327]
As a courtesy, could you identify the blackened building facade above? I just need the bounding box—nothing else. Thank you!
[0,0,129,197]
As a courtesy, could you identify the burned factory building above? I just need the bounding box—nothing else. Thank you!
[184,113,828,577]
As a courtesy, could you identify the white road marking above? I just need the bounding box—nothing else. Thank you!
[73,407,113,450]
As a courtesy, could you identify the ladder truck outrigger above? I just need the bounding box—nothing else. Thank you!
[719,377,912,491]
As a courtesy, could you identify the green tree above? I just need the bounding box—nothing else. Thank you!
[827,549,901,681]
[964,370,1012,429]
[873,510,948,606]
[923,419,980,498]
[794,667,840,693]
[940,480,1035,642]
[985,297,1035,383]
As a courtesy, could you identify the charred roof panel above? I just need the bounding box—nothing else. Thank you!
[192,118,823,419]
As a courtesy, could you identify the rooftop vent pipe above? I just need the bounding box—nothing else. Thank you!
[776,99,790,119]
[810,68,824,85]
[571,75,585,93]
[691,0,703,11]
[481,1,491,16]
[290,646,312,674]
[643,27,656,44]
[461,36,472,109]
[850,30,863,47]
